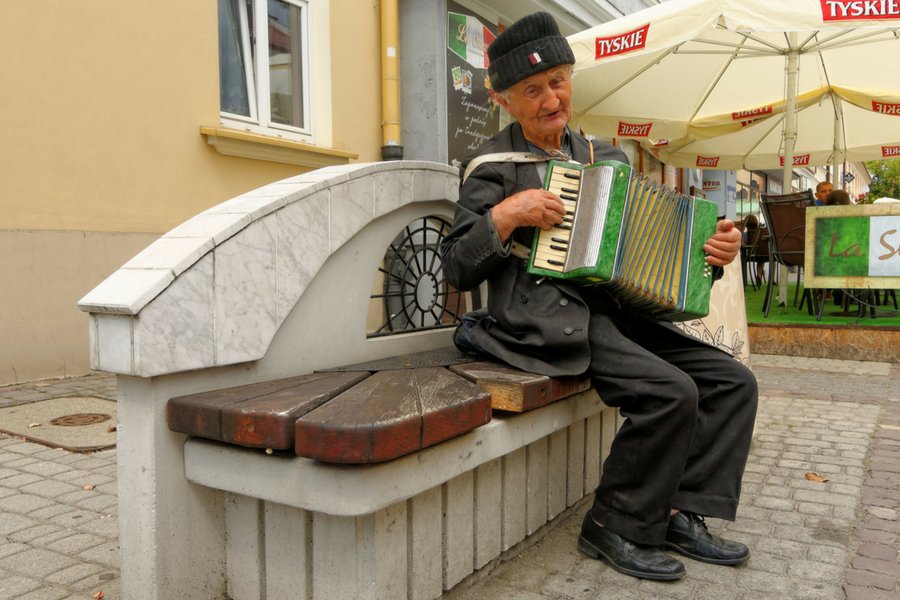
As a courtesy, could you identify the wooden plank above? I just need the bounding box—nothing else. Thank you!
[295,367,491,464]
[449,361,590,412]
[166,372,369,450]
[317,346,477,372]
[416,368,493,448]
[167,374,343,441]
[222,371,369,449]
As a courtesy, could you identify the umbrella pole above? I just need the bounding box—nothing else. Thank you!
[778,38,800,306]
[833,96,846,186]
[782,39,799,190]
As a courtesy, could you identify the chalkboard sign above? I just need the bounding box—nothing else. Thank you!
[804,203,900,289]
[446,2,500,168]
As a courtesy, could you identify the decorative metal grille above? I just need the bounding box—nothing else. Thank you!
[367,216,468,337]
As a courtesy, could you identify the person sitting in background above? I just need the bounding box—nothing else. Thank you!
[826,189,852,206]
[814,181,834,206]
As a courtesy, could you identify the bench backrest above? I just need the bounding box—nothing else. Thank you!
[78,161,462,379]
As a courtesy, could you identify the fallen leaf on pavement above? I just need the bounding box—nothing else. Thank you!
[28,423,41,428]
[92,592,105,600]
[83,483,96,491]
[805,472,829,483]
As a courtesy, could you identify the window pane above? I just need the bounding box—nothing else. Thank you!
[268,0,304,128]
[219,0,251,117]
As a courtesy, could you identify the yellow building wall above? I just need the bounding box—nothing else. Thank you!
[0,0,383,384]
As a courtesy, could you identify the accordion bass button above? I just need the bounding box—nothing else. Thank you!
[564,326,574,335]
[559,298,569,307]
[519,295,528,304]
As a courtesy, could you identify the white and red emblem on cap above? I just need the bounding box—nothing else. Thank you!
[528,52,542,65]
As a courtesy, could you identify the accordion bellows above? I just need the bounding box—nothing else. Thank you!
[527,160,717,321]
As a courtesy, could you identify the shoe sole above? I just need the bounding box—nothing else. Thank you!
[578,536,685,581]
[664,541,749,566]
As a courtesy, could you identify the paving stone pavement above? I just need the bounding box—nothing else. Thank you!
[0,355,897,600]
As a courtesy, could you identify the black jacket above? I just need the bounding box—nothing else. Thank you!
[441,122,629,376]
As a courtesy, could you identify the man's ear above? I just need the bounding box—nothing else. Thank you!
[490,89,509,113]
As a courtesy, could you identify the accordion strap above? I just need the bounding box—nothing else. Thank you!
[461,152,548,184]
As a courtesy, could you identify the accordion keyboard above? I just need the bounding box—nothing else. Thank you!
[531,164,581,272]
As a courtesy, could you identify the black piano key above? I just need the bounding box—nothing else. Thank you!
[548,259,565,266]
[550,244,568,251]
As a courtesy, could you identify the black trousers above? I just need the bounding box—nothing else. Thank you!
[585,308,758,546]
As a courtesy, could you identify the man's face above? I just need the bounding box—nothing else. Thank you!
[816,183,833,203]
[496,65,573,146]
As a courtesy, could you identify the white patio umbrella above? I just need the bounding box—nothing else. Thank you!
[566,0,900,186]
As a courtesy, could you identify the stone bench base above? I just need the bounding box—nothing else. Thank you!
[184,390,619,600]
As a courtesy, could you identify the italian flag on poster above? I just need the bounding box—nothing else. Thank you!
[448,12,495,69]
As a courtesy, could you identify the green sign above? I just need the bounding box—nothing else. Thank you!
[814,216,869,276]
[805,204,900,289]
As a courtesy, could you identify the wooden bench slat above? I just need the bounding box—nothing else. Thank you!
[222,371,370,448]
[449,362,591,412]
[295,367,491,464]
[166,372,370,449]
[316,347,477,372]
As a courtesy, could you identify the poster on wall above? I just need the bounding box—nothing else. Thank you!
[446,2,500,168]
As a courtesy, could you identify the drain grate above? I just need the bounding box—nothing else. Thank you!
[50,413,112,427]
[0,397,117,452]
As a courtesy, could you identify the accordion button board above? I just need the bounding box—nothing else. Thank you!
[526,159,718,321]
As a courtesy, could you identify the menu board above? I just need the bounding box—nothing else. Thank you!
[446,2,500,168]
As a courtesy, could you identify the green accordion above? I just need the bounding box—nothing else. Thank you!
[527,160,717,321]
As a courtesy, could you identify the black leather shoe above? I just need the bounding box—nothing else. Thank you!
[578,513,685,581]
[665,511,749,565]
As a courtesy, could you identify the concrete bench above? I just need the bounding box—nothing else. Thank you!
[78,160,749,600]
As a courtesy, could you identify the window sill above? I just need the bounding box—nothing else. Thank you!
[200,126,358,168]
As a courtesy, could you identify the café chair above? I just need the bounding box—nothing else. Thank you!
[877,289,898,309]
[758,190,816,317]
[739,214,765,290]
[750,226,770,288]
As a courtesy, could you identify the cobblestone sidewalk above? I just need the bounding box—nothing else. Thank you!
[445,355,900,600]
[0,355,897,600]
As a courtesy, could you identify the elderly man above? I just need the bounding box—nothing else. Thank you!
[441,12,758,581]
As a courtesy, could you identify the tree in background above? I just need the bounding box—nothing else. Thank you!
[864,158,900,202]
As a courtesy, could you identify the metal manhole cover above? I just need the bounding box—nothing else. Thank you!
[49,413,112,427]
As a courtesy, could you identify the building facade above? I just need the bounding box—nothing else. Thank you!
[3,0,663,384]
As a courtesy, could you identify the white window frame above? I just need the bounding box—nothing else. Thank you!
[221,0,316,143]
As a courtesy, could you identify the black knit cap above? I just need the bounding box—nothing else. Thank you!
[487,12,575,92]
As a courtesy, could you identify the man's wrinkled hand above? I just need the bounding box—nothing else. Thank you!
[703,219,741,267]
[491,189,566,242]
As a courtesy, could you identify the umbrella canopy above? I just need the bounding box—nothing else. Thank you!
[566,0,900,181]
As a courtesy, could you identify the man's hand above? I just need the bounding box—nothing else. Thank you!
[703,219,741,267]
[491,189,567,243]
